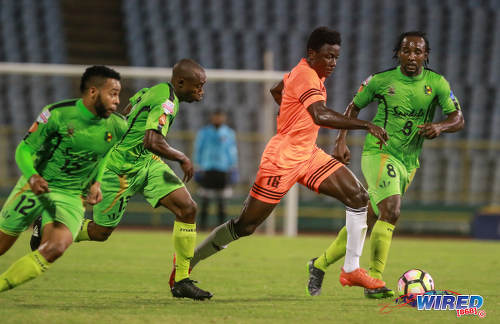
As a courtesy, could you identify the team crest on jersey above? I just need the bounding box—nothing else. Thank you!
[67,127,74,137]
[36,110,51,124]
[424,85,432,95]
[104,131,112,142]
[357,75,373,93]
[162,99,175,115]
[388,86,395,96]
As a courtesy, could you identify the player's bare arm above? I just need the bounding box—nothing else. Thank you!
[417,110,464,139]
[270,80,284,105]
[143,129,194,182]
[307,100,388,144]
[333,101,362,164]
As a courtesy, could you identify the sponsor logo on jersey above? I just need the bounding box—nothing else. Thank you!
[424,85,432,95]
[104,131,112,142]
[162,99,175,115]
[36,110,51,124]
[392,106,424,118]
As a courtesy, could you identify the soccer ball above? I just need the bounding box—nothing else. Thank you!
[397,269,434,296]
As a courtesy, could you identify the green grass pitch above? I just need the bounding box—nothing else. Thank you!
[0,230,498,323]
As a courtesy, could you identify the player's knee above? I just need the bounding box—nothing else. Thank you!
[345,187,369,209]
[177,200,197,223]
[381,208,400,224]
[39,241,68,262]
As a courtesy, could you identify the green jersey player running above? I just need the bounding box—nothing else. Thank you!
[0,66,126,292]
[307,31,464,298]
[32,59,212,300]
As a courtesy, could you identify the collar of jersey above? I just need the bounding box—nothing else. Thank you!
[77,99,99,120]
[397,65,425,81]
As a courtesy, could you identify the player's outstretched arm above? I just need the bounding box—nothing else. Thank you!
[333,101,362,164]
[270,81,284,106]
[143,129,194,182]
[417,110,464,139]
[307,101,388,145]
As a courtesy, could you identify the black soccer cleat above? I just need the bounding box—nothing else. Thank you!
[171,278,213,300]
[30,216,42,251]
[307,257,325,296]
[364,286,395,299]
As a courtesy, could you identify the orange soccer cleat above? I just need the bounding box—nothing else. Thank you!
[339,268,385,289]
[168,254,192,289]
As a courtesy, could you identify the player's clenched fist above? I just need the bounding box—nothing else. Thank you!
[86,181,103,205]
[28,174,50,195]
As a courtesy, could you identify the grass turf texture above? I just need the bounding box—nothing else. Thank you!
[0,230,498,323]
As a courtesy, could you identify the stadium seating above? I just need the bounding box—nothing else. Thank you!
[0,0,69,132]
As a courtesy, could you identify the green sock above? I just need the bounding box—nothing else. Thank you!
[75,219,91,242]
[369,220,395,280]
[173,221,196,282]
[0,250,51,292]
[314,226,347,272]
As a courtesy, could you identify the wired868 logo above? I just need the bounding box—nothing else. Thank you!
[380,291,486,318]
[417,292,485,318]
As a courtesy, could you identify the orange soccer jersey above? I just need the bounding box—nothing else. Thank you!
[250,58,343,204]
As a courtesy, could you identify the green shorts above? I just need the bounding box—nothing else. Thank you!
[93,157,184,227]
[0,176,85,239]
[361,153,416,216]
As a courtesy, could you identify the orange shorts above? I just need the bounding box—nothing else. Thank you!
[249,147,343,204]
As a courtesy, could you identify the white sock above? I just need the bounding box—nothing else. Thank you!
[343,206,368,273]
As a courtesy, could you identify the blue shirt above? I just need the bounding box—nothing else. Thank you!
[194,124,238,172]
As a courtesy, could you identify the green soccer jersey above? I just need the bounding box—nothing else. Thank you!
[353,66,461,169]
[106,83,179,174]
[24,99,127,194]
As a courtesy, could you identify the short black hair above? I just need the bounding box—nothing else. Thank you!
[306,27,341,52]
[393,31,431,66]
[80,65,121,93]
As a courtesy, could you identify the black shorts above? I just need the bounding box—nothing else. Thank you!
[198,170,229,189]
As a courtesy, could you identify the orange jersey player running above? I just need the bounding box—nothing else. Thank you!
[169,27,389,294]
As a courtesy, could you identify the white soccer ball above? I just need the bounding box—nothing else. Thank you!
[397,269,434,296]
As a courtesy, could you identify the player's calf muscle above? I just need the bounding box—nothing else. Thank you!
[88,222,114,241]
[233,219,259,237]
[0,233,17,255]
